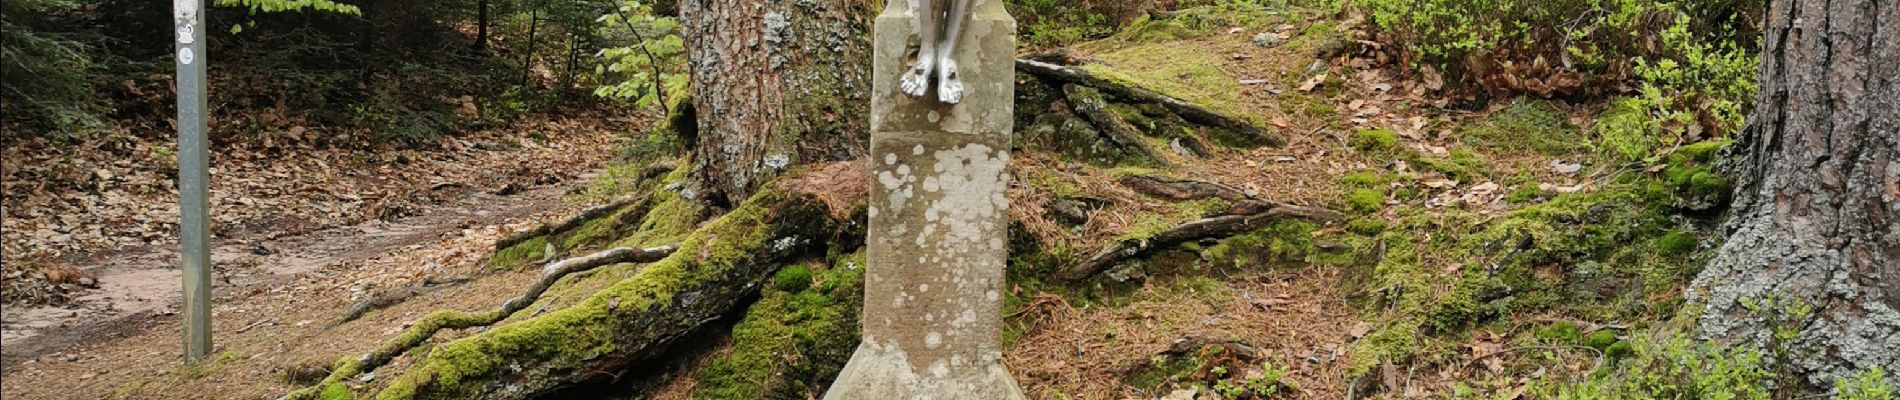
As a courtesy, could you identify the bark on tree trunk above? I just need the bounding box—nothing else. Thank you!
[677,0,873,207]
[1689,0,1898,387]
[475,0,490,51]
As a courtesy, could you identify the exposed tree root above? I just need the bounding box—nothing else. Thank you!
[495,196,642,251]
[287,188,837,399]
[287,245,679,400]
[1118,174,1250,202]
[1057,175,1343,281]
[1016,58,1286,148]
[332,276,475,327]
[1064,84,1180,166]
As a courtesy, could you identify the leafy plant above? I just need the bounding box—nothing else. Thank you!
[593,0,686,112]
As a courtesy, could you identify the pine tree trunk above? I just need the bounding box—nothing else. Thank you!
[475,0,490,51]
[677,0,873,207]
[1689,0,1898,387]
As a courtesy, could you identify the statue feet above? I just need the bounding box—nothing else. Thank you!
[937,60,963,104]
[901,62,933,98]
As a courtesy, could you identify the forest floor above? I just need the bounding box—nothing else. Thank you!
[0,109,641,398]
[3,7,1713,400]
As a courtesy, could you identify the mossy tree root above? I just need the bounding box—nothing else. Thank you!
[494,196,645,251]
[1016,58,1286,148]
[1063,84,1180,166]
[1118,174,1250,202]
[327,189,835,399]
[332,276,475,327]
[285,245,679,400]
[1057,175,1343,281]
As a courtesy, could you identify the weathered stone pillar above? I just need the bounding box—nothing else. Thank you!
[823,0,1025,398]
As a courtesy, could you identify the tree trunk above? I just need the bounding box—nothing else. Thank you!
[475,0,489,51]
[1689,0,1898,388]
[521,6,541,88]
[677,0,873,207]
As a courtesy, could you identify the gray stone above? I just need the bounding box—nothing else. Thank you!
[823,0,1026,399]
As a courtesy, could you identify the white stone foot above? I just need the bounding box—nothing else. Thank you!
[936,59,963,104]
[901,63,933,98]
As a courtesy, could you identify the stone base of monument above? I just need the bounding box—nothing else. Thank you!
[827,341,1027,399]
[823,1,1027,399]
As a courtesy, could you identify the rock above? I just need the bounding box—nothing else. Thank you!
[1251,32,1280,47]
[1551,159,1583,174]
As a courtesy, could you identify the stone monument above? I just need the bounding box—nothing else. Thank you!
[823,0,1026,398]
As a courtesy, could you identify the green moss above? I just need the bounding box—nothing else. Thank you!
[1674,139,1730,163]
[1417,146,1491,183]
[1349,321,1421,374]
[1582,329,1619,349]
[1083,43,1248,120]
[1506,184,1543,203]
[1536,322,1583,344]
[773,264,814,293]
[489,236,548,270]
[694,254,863,399]
[1350,129,1400,154]
[1125,353,1206,390]
[1656,231,1697,256]
[1116,198,1231,242]
[1348,189,1386,214]
[318,382,353,400]
[372,189,824,399]
[1347,218,1387,235]
[1464,97,1585,155]
[1341,171,1389,189]
[1202,220,1322,270]
[1595,97,1661,162]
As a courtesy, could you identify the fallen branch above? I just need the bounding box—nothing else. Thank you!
[287,245,678,400]
[1017,59,1286,148]
[1064,84,1178,167]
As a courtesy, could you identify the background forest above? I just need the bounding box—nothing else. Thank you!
[2,0,1894,399]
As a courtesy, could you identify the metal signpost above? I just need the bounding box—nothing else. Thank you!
[173,0,213,363]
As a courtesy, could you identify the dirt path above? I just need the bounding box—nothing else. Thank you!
[0,175,585,364]
[0,167,624,399]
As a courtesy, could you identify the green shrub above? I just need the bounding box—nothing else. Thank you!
[1356,0,1759,141]
[1537,335,1775,400]
[1835,368,1894,400]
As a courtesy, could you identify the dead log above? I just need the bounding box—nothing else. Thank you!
[288,245,680,400]
[1064,84,1178,167]
[290,189,836,400]
[1017,59,1287,148]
